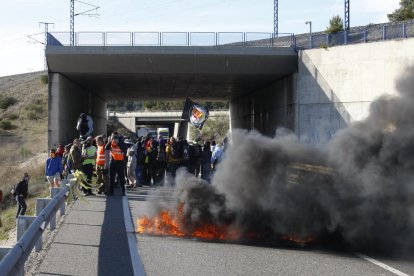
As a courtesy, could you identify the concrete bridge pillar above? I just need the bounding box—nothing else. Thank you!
[48,73,107,148]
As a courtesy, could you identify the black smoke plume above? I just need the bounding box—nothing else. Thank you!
[148,67,414,253]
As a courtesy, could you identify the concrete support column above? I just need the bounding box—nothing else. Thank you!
[48,73,107,148]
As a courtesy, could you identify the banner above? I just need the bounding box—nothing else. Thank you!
[182,98,209,130]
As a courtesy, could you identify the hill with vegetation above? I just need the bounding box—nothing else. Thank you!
[0,71,49,241]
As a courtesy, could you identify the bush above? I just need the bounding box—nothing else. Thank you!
[326,15,344,33]
[26,111,40,120]
[0,96,17,110]
[5,113,19,120]
[40,75,48,85]
[0,121,16,130]
[19,147,32,159]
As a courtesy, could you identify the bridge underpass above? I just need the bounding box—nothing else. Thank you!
[110,110,230,139]
[46,46,298,147]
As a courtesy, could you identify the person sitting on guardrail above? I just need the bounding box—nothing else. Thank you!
[12,173,29,218]
[46,149,62,188]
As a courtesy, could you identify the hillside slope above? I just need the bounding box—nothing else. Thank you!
[0,71,49,240]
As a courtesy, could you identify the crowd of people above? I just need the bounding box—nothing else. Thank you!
[45,132,228,197]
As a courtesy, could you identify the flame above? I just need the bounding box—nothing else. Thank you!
[137,204,316,244]
[281,234,316,244]
[137,203,241,240]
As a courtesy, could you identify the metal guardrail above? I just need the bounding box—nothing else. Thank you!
[47,31,295,47]
[0,178,74,276]
[47,21,414,50]
[294,21,414,49]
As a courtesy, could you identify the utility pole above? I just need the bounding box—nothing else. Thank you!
[344,0,350,30]
[70,0,74,46]
[274,0,279,37]
[306,21,312,48]
[70,0,100,46]
[39,22,54,70]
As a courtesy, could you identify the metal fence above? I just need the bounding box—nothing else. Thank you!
[47,21,414,49]
[0,178,74,275]
[294,21,414,49]
[47,31,295,47]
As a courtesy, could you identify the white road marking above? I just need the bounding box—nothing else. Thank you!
[123,191,146,276]
[357,253,411,276]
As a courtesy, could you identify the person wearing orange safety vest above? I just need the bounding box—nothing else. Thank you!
[96,136,109,195]
[105,132,127,196]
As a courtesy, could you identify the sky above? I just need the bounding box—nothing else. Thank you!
[0,0,400,77]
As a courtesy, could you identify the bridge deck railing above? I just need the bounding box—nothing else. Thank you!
[47,31,295,47]
[47,21,414,50]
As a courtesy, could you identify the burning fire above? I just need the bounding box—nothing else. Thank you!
[137,203,241,240]
[137,203,316,245]
[281,234,316,244]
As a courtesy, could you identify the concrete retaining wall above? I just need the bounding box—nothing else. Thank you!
[296,38,414,144]
[230,75,295,137]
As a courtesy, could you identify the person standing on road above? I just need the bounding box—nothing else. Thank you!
[201,141,212,183]
[69,139,83,172]
[126,142,138,188]
[106,132,127,196]
[96,136,109,195]
[82,136,97,196]
[166,137,180,180]
[13,173,29,218]
[46,149,62,188]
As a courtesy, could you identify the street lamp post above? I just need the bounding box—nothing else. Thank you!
[306,21,312,48]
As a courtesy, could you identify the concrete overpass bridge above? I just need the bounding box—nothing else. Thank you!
[46,30,414,147]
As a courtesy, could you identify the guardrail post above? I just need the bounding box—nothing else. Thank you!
[402,23,406,38]
[309,34,313,48]
[51,187,65,216]
[344,30,347,45]
[0,247,11,260]
[17,216,40,252]
[363,28,367,43]
[36,198,54,231]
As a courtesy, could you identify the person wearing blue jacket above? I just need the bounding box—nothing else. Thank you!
[46,149,62,188]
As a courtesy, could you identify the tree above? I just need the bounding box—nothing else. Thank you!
[189,115,229,141]
[388,0,414,22]
[326,15,344,33]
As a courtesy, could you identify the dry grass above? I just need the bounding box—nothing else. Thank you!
[0,71,49,241]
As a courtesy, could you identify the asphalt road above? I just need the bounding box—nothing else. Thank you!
[129,187,414,276]
[37,195,134,276]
